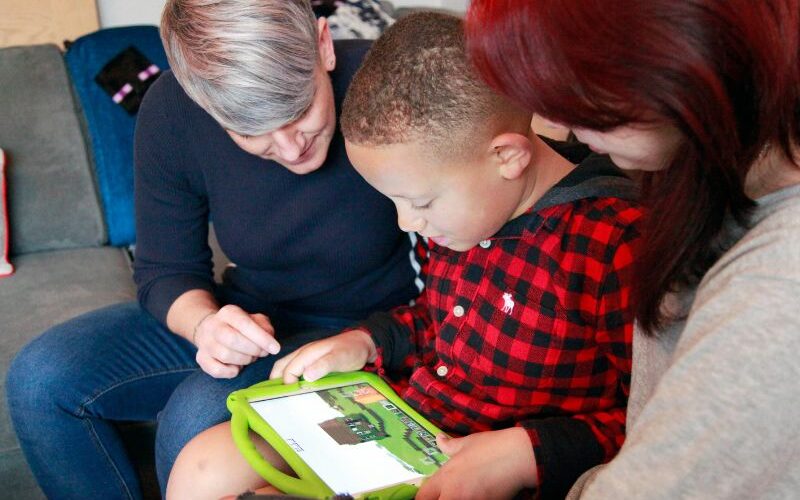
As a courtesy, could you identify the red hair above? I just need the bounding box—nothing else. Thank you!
[467,0,800,332]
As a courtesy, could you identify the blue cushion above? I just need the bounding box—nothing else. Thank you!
[64,26,169,246]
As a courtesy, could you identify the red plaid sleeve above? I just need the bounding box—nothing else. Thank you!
[357,282,432,380]
[356,232,431,379]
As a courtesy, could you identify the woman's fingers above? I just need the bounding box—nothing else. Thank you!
[196,349,242,379]
[195,307,280,369]
[216,306,280,355]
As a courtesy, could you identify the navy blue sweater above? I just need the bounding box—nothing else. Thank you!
[133,40,421,325]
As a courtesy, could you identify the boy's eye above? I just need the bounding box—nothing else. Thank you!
[412,201,432,210]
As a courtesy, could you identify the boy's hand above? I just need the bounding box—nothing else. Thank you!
[194,304,280,379]
[416,428,538,500]
[270,329,377,383]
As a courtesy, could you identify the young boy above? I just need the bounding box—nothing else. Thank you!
[167,12,641,500]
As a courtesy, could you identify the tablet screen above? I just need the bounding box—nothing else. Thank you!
[248,381,448,495]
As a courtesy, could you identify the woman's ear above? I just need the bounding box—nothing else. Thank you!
[490,133,533,180]
[317,18,336,71]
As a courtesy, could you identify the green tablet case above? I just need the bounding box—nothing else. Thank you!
[227,371,446,499]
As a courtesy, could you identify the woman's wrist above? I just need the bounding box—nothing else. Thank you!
[191,311,216,345]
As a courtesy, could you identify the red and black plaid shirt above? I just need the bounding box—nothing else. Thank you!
[360,159,642,496]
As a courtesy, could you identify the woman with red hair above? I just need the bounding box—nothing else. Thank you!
[465,0,800,497]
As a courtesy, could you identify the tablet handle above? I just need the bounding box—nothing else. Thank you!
[230,410,318,497]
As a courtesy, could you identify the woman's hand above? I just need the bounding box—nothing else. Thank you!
[194,304,280,378]
[270,329,377,383]
[416,428,538,500]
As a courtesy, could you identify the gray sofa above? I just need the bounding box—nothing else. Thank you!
[0,39,237,497]
[0,43,141,498]
[1,38,240,496]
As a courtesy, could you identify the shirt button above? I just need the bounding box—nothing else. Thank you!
[453,305,465,317]
[479,239,491,249]
[436,365,449,377]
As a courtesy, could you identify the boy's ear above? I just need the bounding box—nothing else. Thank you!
[317,18,336,72]
[490,133,533,180]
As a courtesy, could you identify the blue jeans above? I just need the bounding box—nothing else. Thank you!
[6,301,352,500]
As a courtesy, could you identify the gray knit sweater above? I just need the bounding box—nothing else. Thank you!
[569,183,800,499]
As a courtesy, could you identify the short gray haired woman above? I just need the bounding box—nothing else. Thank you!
[6,1,425,498]
[162,0,341,175]
[162,0,319,135]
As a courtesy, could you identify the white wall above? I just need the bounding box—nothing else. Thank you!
[97,0,166,27]
[392,0,467,9]
[442,0,468,10]
[96,0,466,28]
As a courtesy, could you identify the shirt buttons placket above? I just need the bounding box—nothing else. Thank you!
[436,365,449,377]
[453,305,465,317]
[479,239,491,249]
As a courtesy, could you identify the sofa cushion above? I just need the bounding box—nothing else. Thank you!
[0,149,12,277]
[324,0,396,39]
[0,247,136,454]
[0,44,106,254]
[64,26,170,246]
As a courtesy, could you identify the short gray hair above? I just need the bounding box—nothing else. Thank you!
[161,0,319,135]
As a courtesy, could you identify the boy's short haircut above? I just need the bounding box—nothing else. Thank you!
[341,12,526,156]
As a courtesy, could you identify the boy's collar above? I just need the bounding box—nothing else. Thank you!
[531,153,636,212]
[491,152,638,239]
[432,146,638,254]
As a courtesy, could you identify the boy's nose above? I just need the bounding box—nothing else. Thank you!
[397,209,425,233]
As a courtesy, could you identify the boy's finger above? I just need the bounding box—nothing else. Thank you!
[303,353,337,382]
[280,355,310,384]
[415,473,441,500]
[278,345,328,383]
[270,350,300,380]
[436,433,460,455]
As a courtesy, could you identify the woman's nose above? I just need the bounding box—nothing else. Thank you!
[271,128,307,161]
